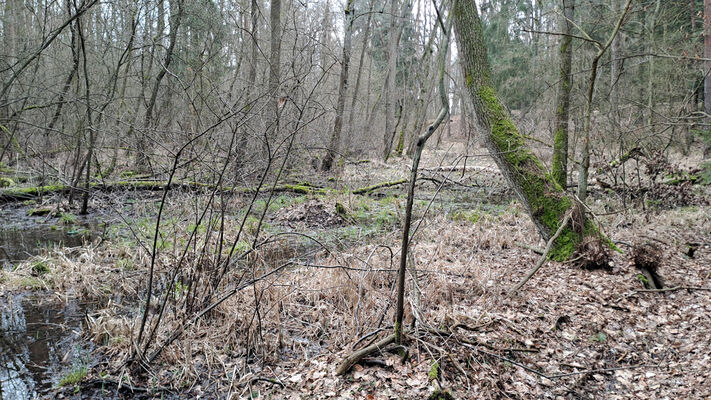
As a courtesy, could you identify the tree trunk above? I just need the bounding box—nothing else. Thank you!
[576,0,632,202]
[266,0,282,157]
[551,0,575,189]
[235,0,259,173]
[138,0,183,171]
[705,0,711,158]
[647,0,661,133]
[322,0,355,171]
[383,0,400,161]
[78,13,93,215]
[345,0,375,150]
[454,0,586,260]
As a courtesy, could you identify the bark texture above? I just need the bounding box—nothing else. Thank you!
[551,0,575,189]
[705,0,711,158]
[453,1,582,260]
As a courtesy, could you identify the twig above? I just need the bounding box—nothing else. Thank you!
[547,364,658,379]
[249,377,285,387]
[510,212,572,294]
[635,286,711,293]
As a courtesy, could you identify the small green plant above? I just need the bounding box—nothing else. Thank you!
[117,258,134,270]
[234,240,251,254]
[31,261,50,276]
[27,207,53,216]
[59,212,77,225]
[58,366,87,387]
[636,273,649,285]
[428,361,440,381]
[0,177,15,187]
[174,281,189,297]
[591,332,607,342]
[18,276,44,289]
[700,161,711,185]
[335,202,348,216]
[450,210,481,224]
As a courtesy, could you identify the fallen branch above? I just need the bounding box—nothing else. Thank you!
[351,179,407,194]
[335,333,396,375]
[514,241,545,255]
[510,212,572,294]
[421,165,495,173]
[0,180,326,202]
[635,286,711,293]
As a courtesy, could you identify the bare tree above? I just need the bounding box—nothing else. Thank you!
[551,0,575,189]
[322,0,355,171]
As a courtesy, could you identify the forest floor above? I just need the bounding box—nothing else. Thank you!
[1,141,710,399]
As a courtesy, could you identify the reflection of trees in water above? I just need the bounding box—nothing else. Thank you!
[0,296,35,400]
[0,295,86,399]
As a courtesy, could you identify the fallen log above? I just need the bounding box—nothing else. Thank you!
[0,181,327,203]
[351,179,408,194]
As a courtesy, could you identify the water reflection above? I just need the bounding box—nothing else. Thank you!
[0,295,89,399]
[0,206,95,267]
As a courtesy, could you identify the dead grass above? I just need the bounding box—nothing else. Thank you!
[6,147,711,399]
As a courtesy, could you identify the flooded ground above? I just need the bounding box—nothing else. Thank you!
[1,205,98,399]
[0,294,92,399]
[0,206,96,268]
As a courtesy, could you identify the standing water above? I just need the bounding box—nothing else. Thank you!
[1,205,96,398]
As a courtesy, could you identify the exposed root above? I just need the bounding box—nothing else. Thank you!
[571,237,612,270]
[336,333,397,375]
[632,242,664,289]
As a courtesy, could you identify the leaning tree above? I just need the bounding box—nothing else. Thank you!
[453,1,601,260]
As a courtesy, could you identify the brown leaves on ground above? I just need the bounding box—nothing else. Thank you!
[242,205,711,399]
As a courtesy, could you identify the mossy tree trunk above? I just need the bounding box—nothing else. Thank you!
[453,1,581,260]
[551,0,575,189]
[705,0,711,158]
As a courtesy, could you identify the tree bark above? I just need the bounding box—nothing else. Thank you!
[453,0,584,260]
[577,0,632,202]
[705,0,711,157]
[138,0,183,171]
[266,0,282,157]
[551,0,575,189]
[322,0,355,171]
[383,0,401,161]
[346,0,375,149]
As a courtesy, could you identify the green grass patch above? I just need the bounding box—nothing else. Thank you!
[58,366,87,387]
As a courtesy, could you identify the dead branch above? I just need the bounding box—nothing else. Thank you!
[510,212,572,294]
[335,333,397,375]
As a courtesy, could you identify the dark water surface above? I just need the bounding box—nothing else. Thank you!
[1,205,98,399]
[0,206,96,267]
[0,294,92,399]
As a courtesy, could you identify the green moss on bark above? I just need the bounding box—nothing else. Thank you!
[478,86,580,260]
